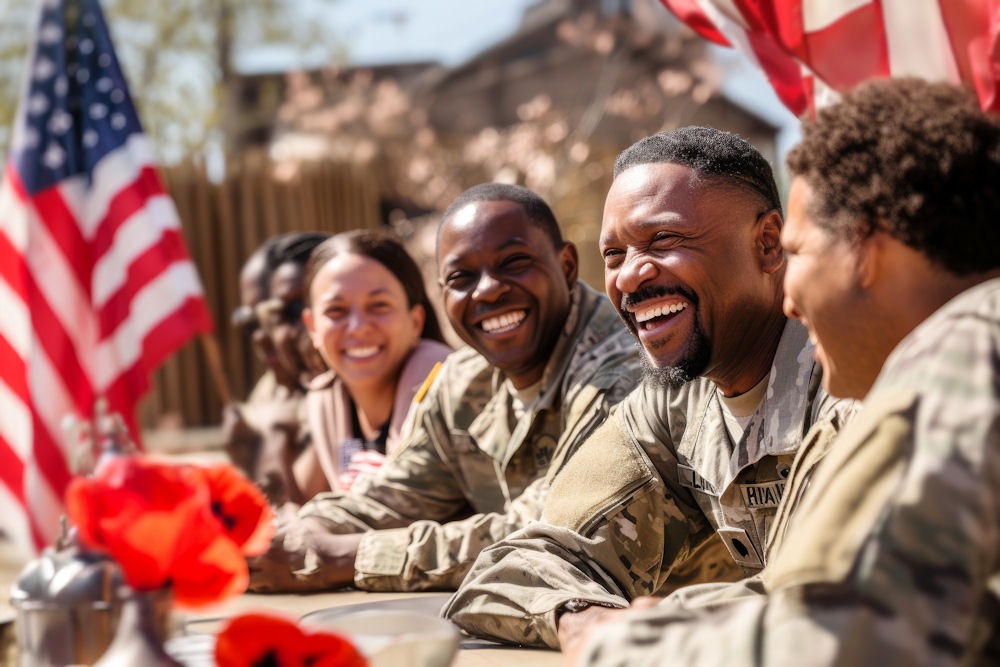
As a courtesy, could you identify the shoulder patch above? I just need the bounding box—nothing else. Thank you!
[544,413,652,531]
[413,362,443,405]
[767,391,915,589]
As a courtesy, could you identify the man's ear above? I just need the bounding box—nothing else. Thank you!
[756,210,784,274]
[560,241,579,286]
[855,229,884,290]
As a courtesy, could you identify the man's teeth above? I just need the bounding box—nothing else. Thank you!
[634,302,687,323]
[482,310,526,333]
[345,346,379,358]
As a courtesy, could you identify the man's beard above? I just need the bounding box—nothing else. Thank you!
[622,283,710,388]
[638,315,712,388]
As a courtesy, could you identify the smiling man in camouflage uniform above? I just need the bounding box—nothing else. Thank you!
[247,182,641,593]
[444,127,854,648]
[560,78,1000,667]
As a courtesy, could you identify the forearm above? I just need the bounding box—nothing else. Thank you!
[443,524,635,649]
[575,581,976,667]
[444,473,707,648]
[354,477,550,592]
[574,588,770,667]
[297,491,402,534]
[297,445,467,535]
[291,445,330,502]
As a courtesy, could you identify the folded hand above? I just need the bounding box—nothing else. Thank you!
[246,515,363,593]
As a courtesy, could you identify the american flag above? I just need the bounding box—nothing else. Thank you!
[0,0,213,555]
[660,0,1000,115]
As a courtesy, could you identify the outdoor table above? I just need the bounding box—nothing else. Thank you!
[0,439,562,667]
[181,588,561,667]
[0,536,559,667]
[150,440,563,665]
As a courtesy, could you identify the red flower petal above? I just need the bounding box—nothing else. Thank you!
[215,613,306,665]
[193,465,274,556]
[170,530,248,609]
[66,469,199,590]
[64,457,269,607]
[215,613,367,667]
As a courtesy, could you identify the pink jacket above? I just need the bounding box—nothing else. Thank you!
[305,339,451,494]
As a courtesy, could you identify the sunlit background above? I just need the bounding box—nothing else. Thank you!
[0,0,801,431]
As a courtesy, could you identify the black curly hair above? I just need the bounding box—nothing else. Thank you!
[613,126,782,215]
[439,182,564,250]
[786,77,1000,275]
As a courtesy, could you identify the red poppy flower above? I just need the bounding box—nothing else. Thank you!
[192,464,274,556]
[65,456,273,609]
[215,613,368,667]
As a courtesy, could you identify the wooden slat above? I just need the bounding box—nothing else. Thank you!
[216,156,250,399]
[143,151,381,431]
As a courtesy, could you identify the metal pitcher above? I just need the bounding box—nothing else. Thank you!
[9,538,125,667]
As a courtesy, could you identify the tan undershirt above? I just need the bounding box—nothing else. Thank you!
[718,372,770,443]
[509,378,544,422]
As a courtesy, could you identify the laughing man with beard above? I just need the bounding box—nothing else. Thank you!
[247,182,642,593]
[443,127,855,648]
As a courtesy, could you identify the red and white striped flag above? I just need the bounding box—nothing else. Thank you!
[660,0,1000,115]
[0,0,213,556]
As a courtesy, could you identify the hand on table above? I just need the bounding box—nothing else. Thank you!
[558,597,659,666]
[247,514,363,593]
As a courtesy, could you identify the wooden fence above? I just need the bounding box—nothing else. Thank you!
[138,150,381,433]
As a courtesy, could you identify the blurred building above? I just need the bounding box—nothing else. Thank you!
[223,0,779,288]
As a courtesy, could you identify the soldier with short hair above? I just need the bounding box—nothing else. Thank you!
[222,232,330,497]
[561,78,1000,666]
[246,182,642,593]
[444,127,855,648]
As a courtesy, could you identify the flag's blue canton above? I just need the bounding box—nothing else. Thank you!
[13,0,142,195]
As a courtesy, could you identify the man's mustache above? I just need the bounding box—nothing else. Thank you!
[621,284,698,312]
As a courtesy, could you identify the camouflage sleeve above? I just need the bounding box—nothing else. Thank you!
[353,370,638,592]
[352,475,549,592]
[575,575,773,667]
[576,388,1000,666]
[444,406,718,649]
[297,381,472,534]
[443,501,648,649]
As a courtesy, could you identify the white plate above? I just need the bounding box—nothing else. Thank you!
[299,593,453,623]
[164,633,216,667]
[301,594,459,667]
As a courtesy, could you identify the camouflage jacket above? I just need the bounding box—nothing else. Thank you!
[298,282,642,591]
[444,319,855,648]
[573,278,1000,667]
